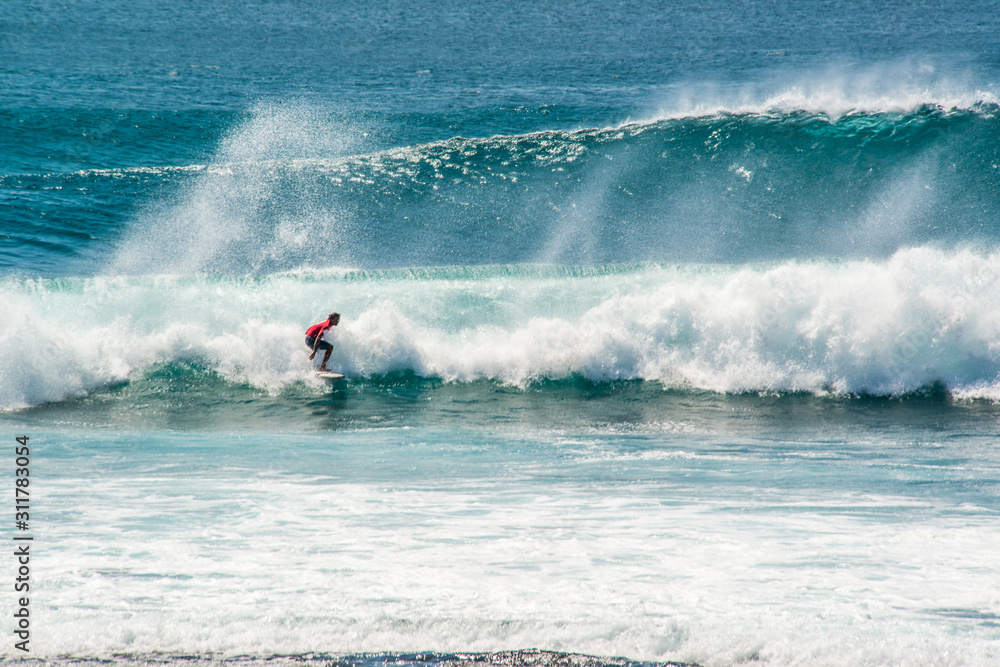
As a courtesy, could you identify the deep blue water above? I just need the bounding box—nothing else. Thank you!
[2,1,1000,665]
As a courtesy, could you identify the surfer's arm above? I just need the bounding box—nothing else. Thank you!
[308,326,327,358]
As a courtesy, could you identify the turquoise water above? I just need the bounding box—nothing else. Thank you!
[3,1,1000,665]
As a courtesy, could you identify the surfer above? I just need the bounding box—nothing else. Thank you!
[305,312,340,372]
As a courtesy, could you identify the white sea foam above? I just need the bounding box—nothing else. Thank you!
[4,246,1000,410]
[13,449,1000,665]
[647,62,1000,120]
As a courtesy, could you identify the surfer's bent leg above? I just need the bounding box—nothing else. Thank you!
[305,336,333,370]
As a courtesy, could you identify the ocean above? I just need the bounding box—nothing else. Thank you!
[2,1,1000,665]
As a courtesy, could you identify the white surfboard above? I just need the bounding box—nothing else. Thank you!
[315,371,345,380]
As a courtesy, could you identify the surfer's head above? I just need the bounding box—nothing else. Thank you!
[329,312,340,325]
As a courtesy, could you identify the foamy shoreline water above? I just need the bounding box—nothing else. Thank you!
[0,650,696,667]
[4,424,997,666]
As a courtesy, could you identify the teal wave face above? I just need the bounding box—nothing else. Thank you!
[100,103,1000,274]
[4,103,1000,276]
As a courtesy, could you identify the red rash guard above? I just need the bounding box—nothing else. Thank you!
[306,321,333,338]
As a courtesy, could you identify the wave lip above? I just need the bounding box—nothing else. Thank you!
[645,65,1000,120]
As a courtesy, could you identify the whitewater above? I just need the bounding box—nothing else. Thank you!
[5,246,1000,411]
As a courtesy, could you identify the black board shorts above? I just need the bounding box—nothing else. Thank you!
[305,336,332,351]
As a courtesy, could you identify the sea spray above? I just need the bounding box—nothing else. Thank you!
[109,103,366,276]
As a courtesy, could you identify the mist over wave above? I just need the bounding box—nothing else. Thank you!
[6,247,1000,410]
[107,90,1000,275]
[108,103,365,276]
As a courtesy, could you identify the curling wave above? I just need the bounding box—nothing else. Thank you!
[103,101,1000,274]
